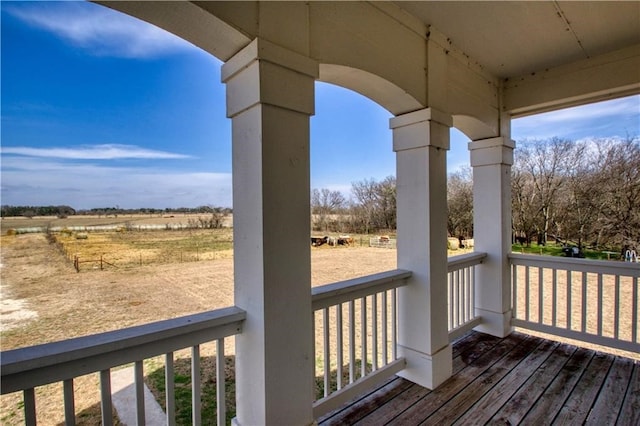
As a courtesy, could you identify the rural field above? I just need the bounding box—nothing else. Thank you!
[1,218,635,424]
[0,223,398,425]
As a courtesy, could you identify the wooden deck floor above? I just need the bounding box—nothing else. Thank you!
[318,331,639,425]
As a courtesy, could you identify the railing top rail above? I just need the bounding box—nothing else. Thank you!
[447,252,487,272]
[1,306,245,394]
[312,269,411,311]
[508,253,640,277]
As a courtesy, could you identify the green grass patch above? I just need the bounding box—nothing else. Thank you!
[511,242,615,260]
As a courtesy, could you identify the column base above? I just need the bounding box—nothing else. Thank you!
[397,343,452,389]
[474,308,513,338]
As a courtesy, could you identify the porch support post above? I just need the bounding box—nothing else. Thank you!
[222,38,317,426]
[391,108,453,389]
[469,136,515,337]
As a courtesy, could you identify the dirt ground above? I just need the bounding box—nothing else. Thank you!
[0,233,398,424]
[0,233,397,349]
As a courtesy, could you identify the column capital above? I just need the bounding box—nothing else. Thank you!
[222,38,318,118]
[469,136,515,167]
[390,107,453,130]
[222,38,319,82]
[390,108,451,152]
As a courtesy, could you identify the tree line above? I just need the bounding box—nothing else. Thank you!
[315,136,639,252]
[511,137,639,250]
[0,205,232,218]
[311,176,396,234]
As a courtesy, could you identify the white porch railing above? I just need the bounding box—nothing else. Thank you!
[1,306,245,426]
[509,253,640,353]
[311,269,411,418]
[447,252,486,340]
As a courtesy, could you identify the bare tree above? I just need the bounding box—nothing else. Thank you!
[515,138,576,245]
[447,167,473,239]
[311,188,346,231]
[593,137,640,248]
[349,176,396,233]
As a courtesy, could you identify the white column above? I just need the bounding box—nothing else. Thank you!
[391,108,453,389]
[469,136,515,337]
[222,39,317,426]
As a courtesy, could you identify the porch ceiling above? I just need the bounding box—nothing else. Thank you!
[394,1,640,79]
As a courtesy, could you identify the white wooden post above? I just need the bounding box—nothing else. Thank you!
[392,108,453,389]
[222,38,317,426]
[469,136,515,337]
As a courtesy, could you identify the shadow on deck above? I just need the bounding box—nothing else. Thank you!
[318,331,639,425]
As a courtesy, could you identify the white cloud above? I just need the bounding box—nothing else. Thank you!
[6,2,196,59]
[513,95,640,140]
[2,144,191,160]
[1,158,232,209]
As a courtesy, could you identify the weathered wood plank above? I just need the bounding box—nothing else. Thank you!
[518,347,594,424]
[320,332,638,426]
[352,382,431,425]
[453,338,560,425]
[487,343,578,425]
[552,351,614,424]
[318,376,411,425]
[421,335,545,424]
[584,356,634,425]
[615,362,640,426]
[387,333,531,425]
[452,331,503,374]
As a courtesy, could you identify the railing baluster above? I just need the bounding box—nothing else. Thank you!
[512,264,518,319]
[525,266,530,321]
[597,273,604,337]
[538,266,544,323]
[581,272,588,333]
[381,291,388,365]
[361,297,367,378]
[552,268,557,327]
[392,289,397,360]
[372,294,378,371]
[100,369,113,426]
[336,303,343,390]
[24,388,36,426]
[567,270,572,330]
[166,352,176,426]
[323,307,330,397]
[456,270,462,328]
[465,265,471,323]
[192,345,201,426]
[469,265,475,323]
[63,379,75,426]
[348,300,355,383]
[614,275,620,340]
[135,360,146,426]
[448,272,454,330]
[633,276,638,343]
[216,339,225,426]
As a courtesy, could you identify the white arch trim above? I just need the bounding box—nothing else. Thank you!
[453,114,500,141]
[319,64,423,116]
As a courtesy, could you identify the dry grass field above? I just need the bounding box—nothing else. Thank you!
[0,229,398,425]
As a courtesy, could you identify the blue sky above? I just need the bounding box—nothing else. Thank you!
[2,1,639,210]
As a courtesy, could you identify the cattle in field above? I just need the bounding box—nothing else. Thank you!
[311,236,328,246]
[337,236,354,246]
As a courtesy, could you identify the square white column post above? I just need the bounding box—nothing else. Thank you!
[391,108,453,389]
[222,39,318,426]
[469,136,515,337]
